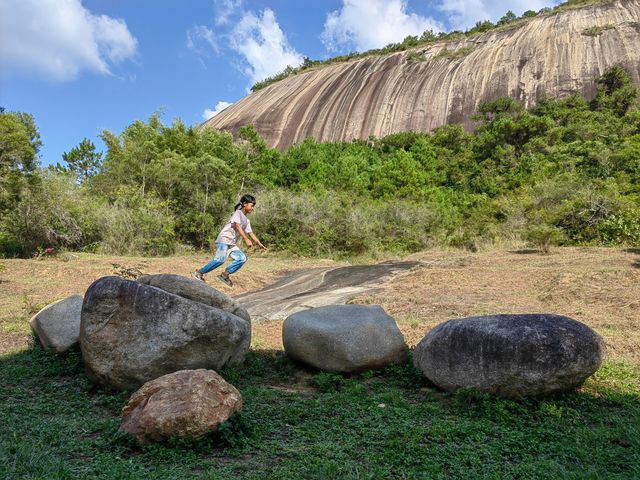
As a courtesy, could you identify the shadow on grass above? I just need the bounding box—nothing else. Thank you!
[1,346,639,479]
[509,249,542,255]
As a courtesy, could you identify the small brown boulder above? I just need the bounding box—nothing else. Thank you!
[119,369,242,444]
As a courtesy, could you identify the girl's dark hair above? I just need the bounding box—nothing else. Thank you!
[234,194,256,210]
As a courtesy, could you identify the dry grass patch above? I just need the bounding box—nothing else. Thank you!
[2,247,639,367]
[0,251,335,353]
[355,247,640,364]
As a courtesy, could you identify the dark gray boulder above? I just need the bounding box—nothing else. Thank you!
[30,295,83,353]
[137,274,250,323]
[413,314,606,398]
[283,305,407,372]
[80,276,251,391]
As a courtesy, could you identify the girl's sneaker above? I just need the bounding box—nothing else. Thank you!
[217,274,233,287]
[192,271,205,282]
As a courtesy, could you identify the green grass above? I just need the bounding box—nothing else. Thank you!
[1,346,639,479]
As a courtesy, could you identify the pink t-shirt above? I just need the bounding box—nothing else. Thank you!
[216,209,252,245]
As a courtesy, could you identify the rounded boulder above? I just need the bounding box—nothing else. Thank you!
[137,273,250,323]
[120,369,242,444]
[30,295,83,353]
[413,313,606,398]
[80,276,251,391]
[283,305,407,373]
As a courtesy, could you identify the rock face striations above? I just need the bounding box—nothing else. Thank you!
[203,1,640,150]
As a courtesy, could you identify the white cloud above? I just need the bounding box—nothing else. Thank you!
[203,101,233,120]
[187,25,219,56]
[229,9,303,86]
[321,0,443,52]
[214,0,243,26]
[0,0,138,81]
[437,0,561,30]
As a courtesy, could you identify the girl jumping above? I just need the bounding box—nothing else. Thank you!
[193,194,267,287]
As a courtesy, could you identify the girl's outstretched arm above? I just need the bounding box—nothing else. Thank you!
[233,223,253,248]
[249,232,268,250]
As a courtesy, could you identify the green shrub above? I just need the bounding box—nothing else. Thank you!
[599,208,640,245]
[217,412,256,449]
[98,188,176,256]
[522,224,566,253]
[406,51,427,63]
[0,231,22,258]
[1,172,102,256]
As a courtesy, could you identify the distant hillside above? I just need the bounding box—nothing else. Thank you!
[203,0,640,150]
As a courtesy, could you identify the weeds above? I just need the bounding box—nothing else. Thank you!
[21,292,50,317]
[582,24,615,36]
[111,263,147,280]
[406,51,427,63]
[436,46,476,59]
[218,412,257,449]
[311,372,348,393]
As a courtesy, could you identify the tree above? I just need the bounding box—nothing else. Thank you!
[468,20,494,34]
[420,29,436,42]
[497,11,517,26]
[61,138,103,183]
[592,65,638,116]
[475,97,523,123]
[0,110,42,217]
[0,110,41,174]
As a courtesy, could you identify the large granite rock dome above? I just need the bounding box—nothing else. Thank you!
[204,1,640,150]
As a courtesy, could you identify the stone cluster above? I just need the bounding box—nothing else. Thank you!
[30,272,606,443]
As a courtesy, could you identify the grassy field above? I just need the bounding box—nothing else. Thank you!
[1,248,639,479]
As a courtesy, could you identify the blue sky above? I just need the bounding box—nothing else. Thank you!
[0,0,560,166]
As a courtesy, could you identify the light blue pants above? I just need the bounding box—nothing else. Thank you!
[199,243,247,274]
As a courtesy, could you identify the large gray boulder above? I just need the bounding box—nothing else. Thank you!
[283,305,407,372]
[413,314,606,398]
[80,276,251,391]
[30,295,83,353]
[137,274,250,323]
